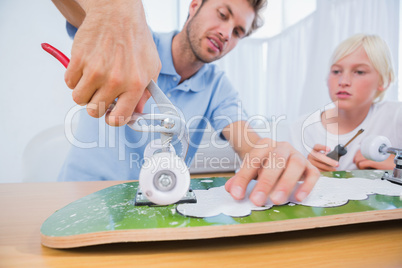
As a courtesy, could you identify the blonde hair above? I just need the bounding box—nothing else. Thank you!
[330,34,395,102]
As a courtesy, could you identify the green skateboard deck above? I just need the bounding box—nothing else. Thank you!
[41,170,402,248]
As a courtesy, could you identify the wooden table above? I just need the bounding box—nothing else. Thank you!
[1,175,402,268]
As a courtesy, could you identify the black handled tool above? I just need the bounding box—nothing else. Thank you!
[326,129,365,161]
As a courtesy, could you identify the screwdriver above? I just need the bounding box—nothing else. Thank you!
[326,129,364,161]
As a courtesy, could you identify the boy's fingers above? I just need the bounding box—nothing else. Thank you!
[309,149,339,167]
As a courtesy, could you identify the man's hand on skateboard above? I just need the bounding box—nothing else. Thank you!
[225,138,320,207]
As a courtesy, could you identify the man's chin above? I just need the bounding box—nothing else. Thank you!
[196,53,222,63]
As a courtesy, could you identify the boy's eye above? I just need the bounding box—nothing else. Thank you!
[356,70,366,75]
[218,11,227,19]
[331,70,341,74]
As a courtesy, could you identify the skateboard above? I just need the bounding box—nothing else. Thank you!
[41,170,402,248]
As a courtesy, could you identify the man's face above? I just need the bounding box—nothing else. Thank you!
[186,0,255,63]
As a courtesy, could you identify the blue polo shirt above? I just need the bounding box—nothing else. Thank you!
[59,24,248,181]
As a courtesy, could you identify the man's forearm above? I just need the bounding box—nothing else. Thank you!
[51,0,86,27]
[222,121,264,160]
[51,0,146,29]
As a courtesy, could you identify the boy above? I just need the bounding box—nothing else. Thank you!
[290,34,401,171]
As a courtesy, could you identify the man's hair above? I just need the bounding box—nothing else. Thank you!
[330,34,395,102]
[200,0,268,36]
[244,0,267,36]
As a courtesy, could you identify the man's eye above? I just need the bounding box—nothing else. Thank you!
[234,29,240,37]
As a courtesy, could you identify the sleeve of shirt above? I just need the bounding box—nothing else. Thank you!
[207,71,249,139]
[66,21,78,39]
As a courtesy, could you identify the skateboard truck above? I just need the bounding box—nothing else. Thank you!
[361,135,402,185]
[41,43,196,206]
[127,81,196,206]
[135,188,197,206]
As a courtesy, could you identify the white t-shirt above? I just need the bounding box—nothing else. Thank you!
[289,101,402,170]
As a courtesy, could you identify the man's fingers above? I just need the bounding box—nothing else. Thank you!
[224,176,235,192]
[226,173,252,200]
[228,142,289,202]
[105,80,151,125]
[229,140,279,198]
[226,144,272,199]
[266,153,306,205]
[64,56,82,90]
[133,75,157,114]
[248,167,285,206]
[134,90,152,114]
[247,148,290,205]
[226,140,321,208]
[86,91,116,119]
[294,163,320,201]
[71,70,103,106]
[85,77,128,118]
[105,91,138,126]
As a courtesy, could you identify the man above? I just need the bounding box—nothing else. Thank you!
[53,0,319,206]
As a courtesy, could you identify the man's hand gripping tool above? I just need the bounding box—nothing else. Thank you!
[41,43,195,206]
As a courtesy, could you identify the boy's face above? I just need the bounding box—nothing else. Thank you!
[327,46,384,111]
[185,0,255,63]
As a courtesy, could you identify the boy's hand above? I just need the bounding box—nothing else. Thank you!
[225,140,320,206]
[307,144,339,172]
[353,149,395,170]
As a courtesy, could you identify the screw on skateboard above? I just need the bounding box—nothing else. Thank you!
[40,171,402,248]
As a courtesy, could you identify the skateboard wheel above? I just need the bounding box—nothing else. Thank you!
[361,135,391,162]
[143,139,175,158]
[139,152,190,205]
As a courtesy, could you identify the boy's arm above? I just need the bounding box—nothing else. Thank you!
[222,121,320,206]
[51,0,161,126]
[353,150,395,170]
